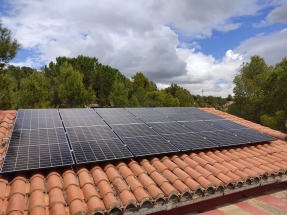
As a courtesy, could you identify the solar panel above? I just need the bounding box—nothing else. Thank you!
[66,126,118,143]
[126,108,158,115]
[17,109,59,118]
[61,115,106,127]
[100,114,142,125]
[65,125,133,163]
[162,133,217,150]
[209,119,246,130]
[111,124,158,138]
[8,128,68,147]
[136,114,173,123]
[179,121,224,132]
[149,122,191,134]
[196,112,225,120]
[59,108,98,117]
[167,114,203,122]
[71,139,133,164]
[228,128,277,143]
[197,130,248,147]
[96,108,130,116]
[154,107,181,114]
[14,117,63,130]
[121,136,179,156]
[176,107,203,113]
[1,143,73,172]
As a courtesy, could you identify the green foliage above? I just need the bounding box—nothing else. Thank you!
[164,83,194,106]
[56,62,93,107]
[231,55,271,122]
[163,93,180,107]
[94,65,127,106]
[143,91,164,107]
[229,56,287,132]
[0,21,21,70]
[128,95,139,107]
[109,79,129,107]
[260,111,287,133]
[0,74,16,109]
[17,72,50,108]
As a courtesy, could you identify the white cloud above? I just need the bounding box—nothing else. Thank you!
[265,1,287,24]
[0,0,286,97]
[254,0,287,27]
[235,28,287,65]
[216,23,242,32]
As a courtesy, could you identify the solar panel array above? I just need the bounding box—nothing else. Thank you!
[129,108,218,150]
[1,109,74,173]
[1,107,277,173]
[96,109,179,156]
[59,109,133,164]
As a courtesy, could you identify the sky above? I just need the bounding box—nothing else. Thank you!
[1,0,287,97]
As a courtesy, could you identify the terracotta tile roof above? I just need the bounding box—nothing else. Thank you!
[0,108,286,215]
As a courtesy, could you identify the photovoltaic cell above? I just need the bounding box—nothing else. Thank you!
[196,112,225,120]
[167,114,203,122]
[149,122,190,134]
[1,143,73,172]
[121,136,179,156]
[154,107,181,114]
[162,133,217,150]
[126,108,158,115]
[14,117,63,130]
[228,128,277,143]
[198,130,248,147]
[111,124,158,138]
[100,114,142,125]
[179,121,224,133]
[66,126,118,143]
[96,108,130,116]
[71,139,133,164]
[136,114,173,123]
[59,108,98,117]
[8,128,68,147]
[209,119,246,130]
[16,109,60,118]
[61,115,106,127]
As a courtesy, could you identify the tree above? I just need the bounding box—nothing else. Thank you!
[260,111,287,133]
[56,62,94,107]
[230,55,271,122]
[0,21,21,71]
[143,91,164,107]
[52,55,98,89]
[226,94,233,101]
[94,65,127,106]
[109,79,129,107]
[17,72,50,108]
[163,93,180,107]
[164,83,194,107]
[0,74,16,109]
[128,95,139,107]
